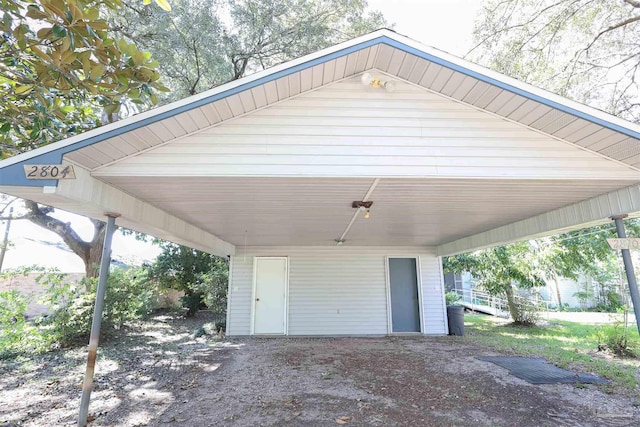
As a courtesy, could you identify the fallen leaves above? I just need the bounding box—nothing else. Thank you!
[335,415,351,424]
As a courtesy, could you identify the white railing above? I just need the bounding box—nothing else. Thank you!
[453,288,550,319]
[453,288,509,317]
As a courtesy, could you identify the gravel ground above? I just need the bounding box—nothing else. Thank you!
[1,312,639,427]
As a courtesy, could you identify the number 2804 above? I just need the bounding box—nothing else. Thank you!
[24,165,76,180]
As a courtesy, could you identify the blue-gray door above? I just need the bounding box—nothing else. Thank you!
[389,258,421,332]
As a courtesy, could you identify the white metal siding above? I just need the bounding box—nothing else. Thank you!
[95,77,639,180]
[287,252,387,335]
[227,247,446,336]
[420,255,448,335]
[227,255,253,335]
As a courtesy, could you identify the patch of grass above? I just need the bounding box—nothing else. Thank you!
[463,314,640,392]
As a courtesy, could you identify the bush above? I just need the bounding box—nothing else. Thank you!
[180,291,205,317]
[596,312,639,357]
[0,267,159,357]
[39,267,158,347]
[510,299,541,326]
[445,291,462,306]
[145,243,228,320]
[0,290,43,359]
[593,290,624,312]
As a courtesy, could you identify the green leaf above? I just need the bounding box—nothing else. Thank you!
[154,0,171,11]
[51,25,67,38]
[128,88,140,99]
[26,5,49,20]
[84,7,99,21]
[15,85,34,95]
[90,64,105,80]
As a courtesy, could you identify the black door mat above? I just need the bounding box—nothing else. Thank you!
[477,356,609,385]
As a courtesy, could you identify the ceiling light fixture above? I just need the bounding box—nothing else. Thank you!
[352,200,373,219]
[361,72,396,92]
[352,200,373,209]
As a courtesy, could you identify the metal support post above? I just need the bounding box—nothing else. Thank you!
[77,214,118,427]
[612,215,640,334]
[0,207,13,271]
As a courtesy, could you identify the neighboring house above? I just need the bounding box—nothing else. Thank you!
[443,272,473,295]
[1,30,640,336]
[446,271,623,310]
[538,275,598,309]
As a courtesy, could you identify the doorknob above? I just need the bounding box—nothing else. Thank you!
[256,298,260,301]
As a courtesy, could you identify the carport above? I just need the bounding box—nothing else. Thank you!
[1,29,640,425]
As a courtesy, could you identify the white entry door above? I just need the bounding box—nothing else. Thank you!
[253,257,288,334]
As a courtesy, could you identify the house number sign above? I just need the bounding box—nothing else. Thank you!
[607,238,640,250]
[23,165,76,180]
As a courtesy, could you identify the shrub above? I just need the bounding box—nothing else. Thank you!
[145,243,228,319]
[593,290,624,313]
[596,311,639,357]
[40,267,158,347]
[0,266,159,357]
[510,299,541,326]
[445,291,462,306]
[0,290,42,359]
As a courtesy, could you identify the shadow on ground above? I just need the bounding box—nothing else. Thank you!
[1,313,638,426]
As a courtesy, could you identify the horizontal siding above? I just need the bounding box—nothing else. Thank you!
[96,78,640,180]
[420,256,447,334]
[227,247,446,336]
[61,38,640,173]
[227,256,253,335]
[287,254,387,335]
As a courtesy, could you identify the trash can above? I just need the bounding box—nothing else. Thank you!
[447,305,464,336]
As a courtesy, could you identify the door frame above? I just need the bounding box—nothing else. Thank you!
[250,256,289,335]
[385,256,424,334]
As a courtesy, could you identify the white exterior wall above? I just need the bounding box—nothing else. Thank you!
[227,246,447,336]
[95,78,639,181]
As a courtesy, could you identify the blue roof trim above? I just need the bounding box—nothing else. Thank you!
[0,151,60,187]
[383,39,640,141]
[3,33,639,188]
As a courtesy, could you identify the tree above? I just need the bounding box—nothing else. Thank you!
[444,242,546,324]
[1,0,170,277]
[110,0,388,101]
[2,0,387,277]
[543,220,640,310]
[468,0,640,122]
[445,219,640,320]
[145,242,228,318]
[0,0,166,154]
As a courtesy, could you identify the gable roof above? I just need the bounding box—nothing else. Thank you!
[2,28,640,188]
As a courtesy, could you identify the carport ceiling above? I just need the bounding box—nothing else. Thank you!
[101,176,636,247]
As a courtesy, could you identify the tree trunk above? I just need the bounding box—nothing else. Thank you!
[504,284,520,322]
[83,220,106,279]
[24,200,106,279]
[553,276,563,307]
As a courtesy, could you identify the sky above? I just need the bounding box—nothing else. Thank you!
[368,0,482,56]
[0,0,485,273]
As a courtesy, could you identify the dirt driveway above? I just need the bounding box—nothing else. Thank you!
[1,314,638,426]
